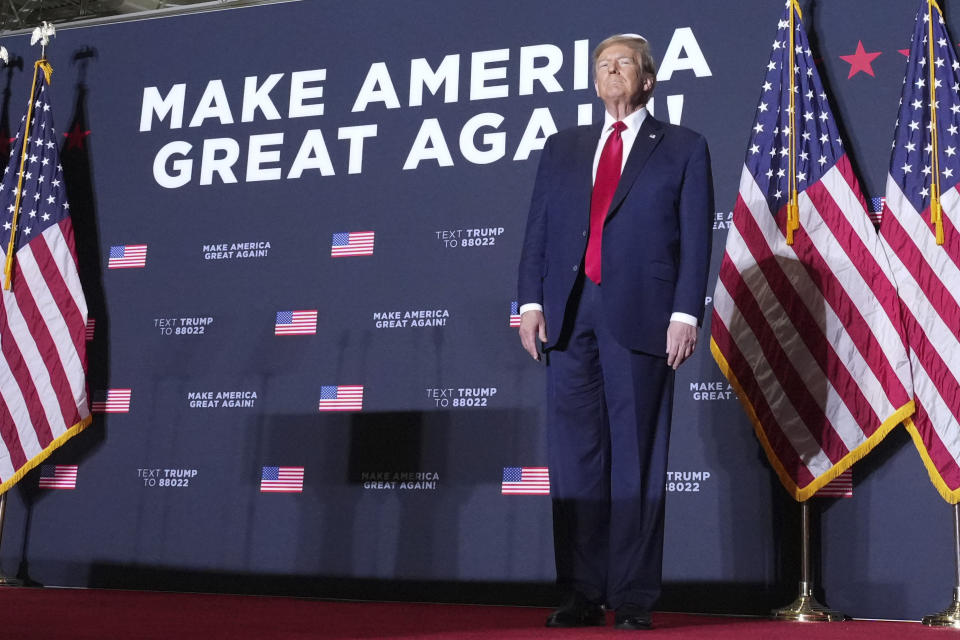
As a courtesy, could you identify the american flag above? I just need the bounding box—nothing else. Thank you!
[509,301,521,327]
[38,464,77,489]
[330,231,374,257]
[260,466,304,493]
[107,244,146,268]
[0,64,91,494]
[880,1,960,502]
[711,2,913,500]
[318,385,363,411]
[869,196,886,227]
[274,310,317,335]
[813,468,853,498]
[85,316,95,341]
[501,466,550,495]
[91,388,131,413]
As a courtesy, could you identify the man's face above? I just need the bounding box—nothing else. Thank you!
[594,43,652,106]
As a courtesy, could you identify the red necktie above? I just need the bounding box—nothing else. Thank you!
[584,121,626,284]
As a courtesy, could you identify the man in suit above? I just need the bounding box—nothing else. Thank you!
[517,33,713,630]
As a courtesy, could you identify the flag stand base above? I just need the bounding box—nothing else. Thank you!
[0,493,21,587]
[771,501,844,622]
[923,587,960,627]
[771,582,844,622]
[923,505,960,627]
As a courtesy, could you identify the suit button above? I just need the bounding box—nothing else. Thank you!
[582,230,587,237]
[571,265,578,271]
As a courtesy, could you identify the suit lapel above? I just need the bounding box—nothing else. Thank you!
[574,122,604,218]
[606,115,663,219]
[579,122,603,191]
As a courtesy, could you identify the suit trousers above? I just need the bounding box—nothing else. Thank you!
[546,276,674,610]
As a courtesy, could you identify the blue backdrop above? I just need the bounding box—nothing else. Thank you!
[0,0,951,620]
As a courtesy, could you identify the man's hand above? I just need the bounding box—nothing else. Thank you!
[666,320,697,370]
[519,310,547,361]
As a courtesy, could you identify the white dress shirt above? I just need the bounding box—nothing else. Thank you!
[520,106,698,329]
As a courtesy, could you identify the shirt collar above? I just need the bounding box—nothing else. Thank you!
[602,105,648,133]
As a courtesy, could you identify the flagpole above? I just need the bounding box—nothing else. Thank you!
[785,0,800,245]
[2,22,55,290]
[771,501,844,622]
[928,0,946,244]
[0,493,22,586]
[774,5,841,619]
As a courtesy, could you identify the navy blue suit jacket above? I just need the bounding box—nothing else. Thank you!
[518,115,714,356]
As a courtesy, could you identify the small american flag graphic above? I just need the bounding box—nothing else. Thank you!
[501,467,550,495]
[318,385,364,411]
[260,466,304,493]
[91,389,131,413]
[107,244,147,269]
[868,196,885,227]
[331,231,375,257]
[814,469,853,498]
[39,464,77,489]
[85,317,95,341]
[274,310,318,335]
[509,301,521,327]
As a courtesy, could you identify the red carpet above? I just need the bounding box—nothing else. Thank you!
[0,587,940,639]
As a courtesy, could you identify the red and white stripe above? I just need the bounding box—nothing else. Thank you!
[317,385,364,411]
[39,464,78,489]
[330,232,375,257]
[814,468,853,498]
[881,178,960,498]
[712,159,913,499]
[107,244,147,269]
[260,467,304,493]
[274,310,317,336]
[501,467,550,495]
[91,388,131,413]
[0,219,90,486]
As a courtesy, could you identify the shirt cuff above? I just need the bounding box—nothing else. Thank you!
[519,303,543,315]
[670,312,698,327]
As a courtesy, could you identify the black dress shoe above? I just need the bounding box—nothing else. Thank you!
[545,593,606,628]
[614,608,652,630]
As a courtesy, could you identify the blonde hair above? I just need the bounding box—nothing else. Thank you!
[593,34,657,93]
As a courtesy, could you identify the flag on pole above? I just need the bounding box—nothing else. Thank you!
[0,60,91,494]
[711,1,914,500]
[880,0,960,502]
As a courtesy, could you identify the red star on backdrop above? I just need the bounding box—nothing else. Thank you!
[839,40,882,78]
[63,122,90,150]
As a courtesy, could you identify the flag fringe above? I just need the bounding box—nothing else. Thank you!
[0,414,92,495]
[903,417,960,503]
[711,336,915,501]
